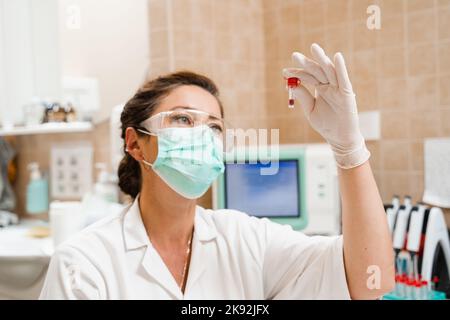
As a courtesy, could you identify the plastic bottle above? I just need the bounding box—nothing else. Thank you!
[26,162,49,214]
[81,163,121,226]
[94,163,119,203]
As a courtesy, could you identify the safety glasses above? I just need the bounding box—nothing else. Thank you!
[137,108,234,152]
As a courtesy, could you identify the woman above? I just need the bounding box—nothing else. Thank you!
[40,44,395,300]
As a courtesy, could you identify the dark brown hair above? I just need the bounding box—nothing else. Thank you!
[118,71,223,199]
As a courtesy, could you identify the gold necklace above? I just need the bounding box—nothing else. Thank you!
[180,229,194,292]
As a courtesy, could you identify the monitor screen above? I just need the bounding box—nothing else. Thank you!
[224,160,300,218]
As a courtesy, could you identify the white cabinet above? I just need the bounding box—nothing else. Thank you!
[0,0,61,127]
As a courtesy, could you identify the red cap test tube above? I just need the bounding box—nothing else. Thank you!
[287,77,300,109]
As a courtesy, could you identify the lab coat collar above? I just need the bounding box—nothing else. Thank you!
[123,195,217,251]
[123,196,151,251]
[194,206,217,242]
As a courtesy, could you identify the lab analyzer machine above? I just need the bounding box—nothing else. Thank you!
[384,196,450,300]
[213,144,341,236]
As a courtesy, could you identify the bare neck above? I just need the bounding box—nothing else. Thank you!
[139,177,196,249]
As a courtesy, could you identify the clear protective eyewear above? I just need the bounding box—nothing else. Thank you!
[137,108,233,152]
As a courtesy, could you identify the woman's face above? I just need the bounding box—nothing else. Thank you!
[141,85,222,164]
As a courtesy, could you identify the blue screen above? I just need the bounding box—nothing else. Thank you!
[224,160,300,218]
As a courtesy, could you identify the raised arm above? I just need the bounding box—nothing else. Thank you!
[339,161,395,299]
[283,43,395,299]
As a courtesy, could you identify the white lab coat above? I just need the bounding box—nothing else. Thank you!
[39,196,351,300]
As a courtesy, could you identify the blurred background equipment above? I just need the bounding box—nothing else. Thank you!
[383,196,450,300]
[0,138,16,212]
[214,144,341,236]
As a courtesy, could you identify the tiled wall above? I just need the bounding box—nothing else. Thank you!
[263,0,450,221]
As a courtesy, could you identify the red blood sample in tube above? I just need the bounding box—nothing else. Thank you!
[287,77,300,109]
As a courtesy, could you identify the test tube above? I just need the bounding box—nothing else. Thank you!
[394,275,401,296]
[421,280,429,300]
[414,280,421,300]
[432,276,439,291]
[406,278,414,300]
[398,275,406,298]
[286,77,300,108]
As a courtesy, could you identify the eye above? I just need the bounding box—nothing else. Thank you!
[209,124,223,134]
[173,115,193,126]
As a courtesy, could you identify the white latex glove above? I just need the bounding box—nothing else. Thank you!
[283,43,370,169]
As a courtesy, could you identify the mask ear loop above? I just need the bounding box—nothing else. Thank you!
[135,128,158,169]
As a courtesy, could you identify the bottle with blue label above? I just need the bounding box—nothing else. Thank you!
[26,162,49,214]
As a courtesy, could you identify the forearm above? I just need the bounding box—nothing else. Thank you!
[339,160,395,299]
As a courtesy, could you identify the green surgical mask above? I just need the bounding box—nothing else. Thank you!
[140,125,225,199]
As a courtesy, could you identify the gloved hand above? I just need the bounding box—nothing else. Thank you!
[283,43,370,169]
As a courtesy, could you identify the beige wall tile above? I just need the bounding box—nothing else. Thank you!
[379,46,406,78]
[382,172,411,202]
[214,33,234,61]
[325,0,350,25]
[324,23,351,57]
[379,0,405,17]
[172,0,193,27]
[438,6,450,40]
[212,62,234,89]
[173,28,195,58]
[353,49,378,81]
[440,75,450,106]
[377,15,405,47]
[213,1,231,33]
[279,33,302,60]
[407,9,436,44]
[406,0,435,12]
[409,111,442,138]
[352,21,377,51]
[381,110,410,139]
[280,4,301,30]
[191,0,213,30]
[149,0,167,30]
[408,172,424,203]
[439,42,450,74]
[382,141,410,170]
[410,141,424,171]
[148,58,171,78]
[353,79,379,110]
[301,29,326,52]
[407,75,438,109]
[150,30,169,59]
[267,115,309,144]
[409,44,437,76]
[379,78,408,108]
[441,107,450,135]
[300,0,325,30]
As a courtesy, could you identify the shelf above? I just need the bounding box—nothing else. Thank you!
[0,122,93,137]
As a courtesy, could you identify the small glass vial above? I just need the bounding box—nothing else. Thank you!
[286,77,300,109]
